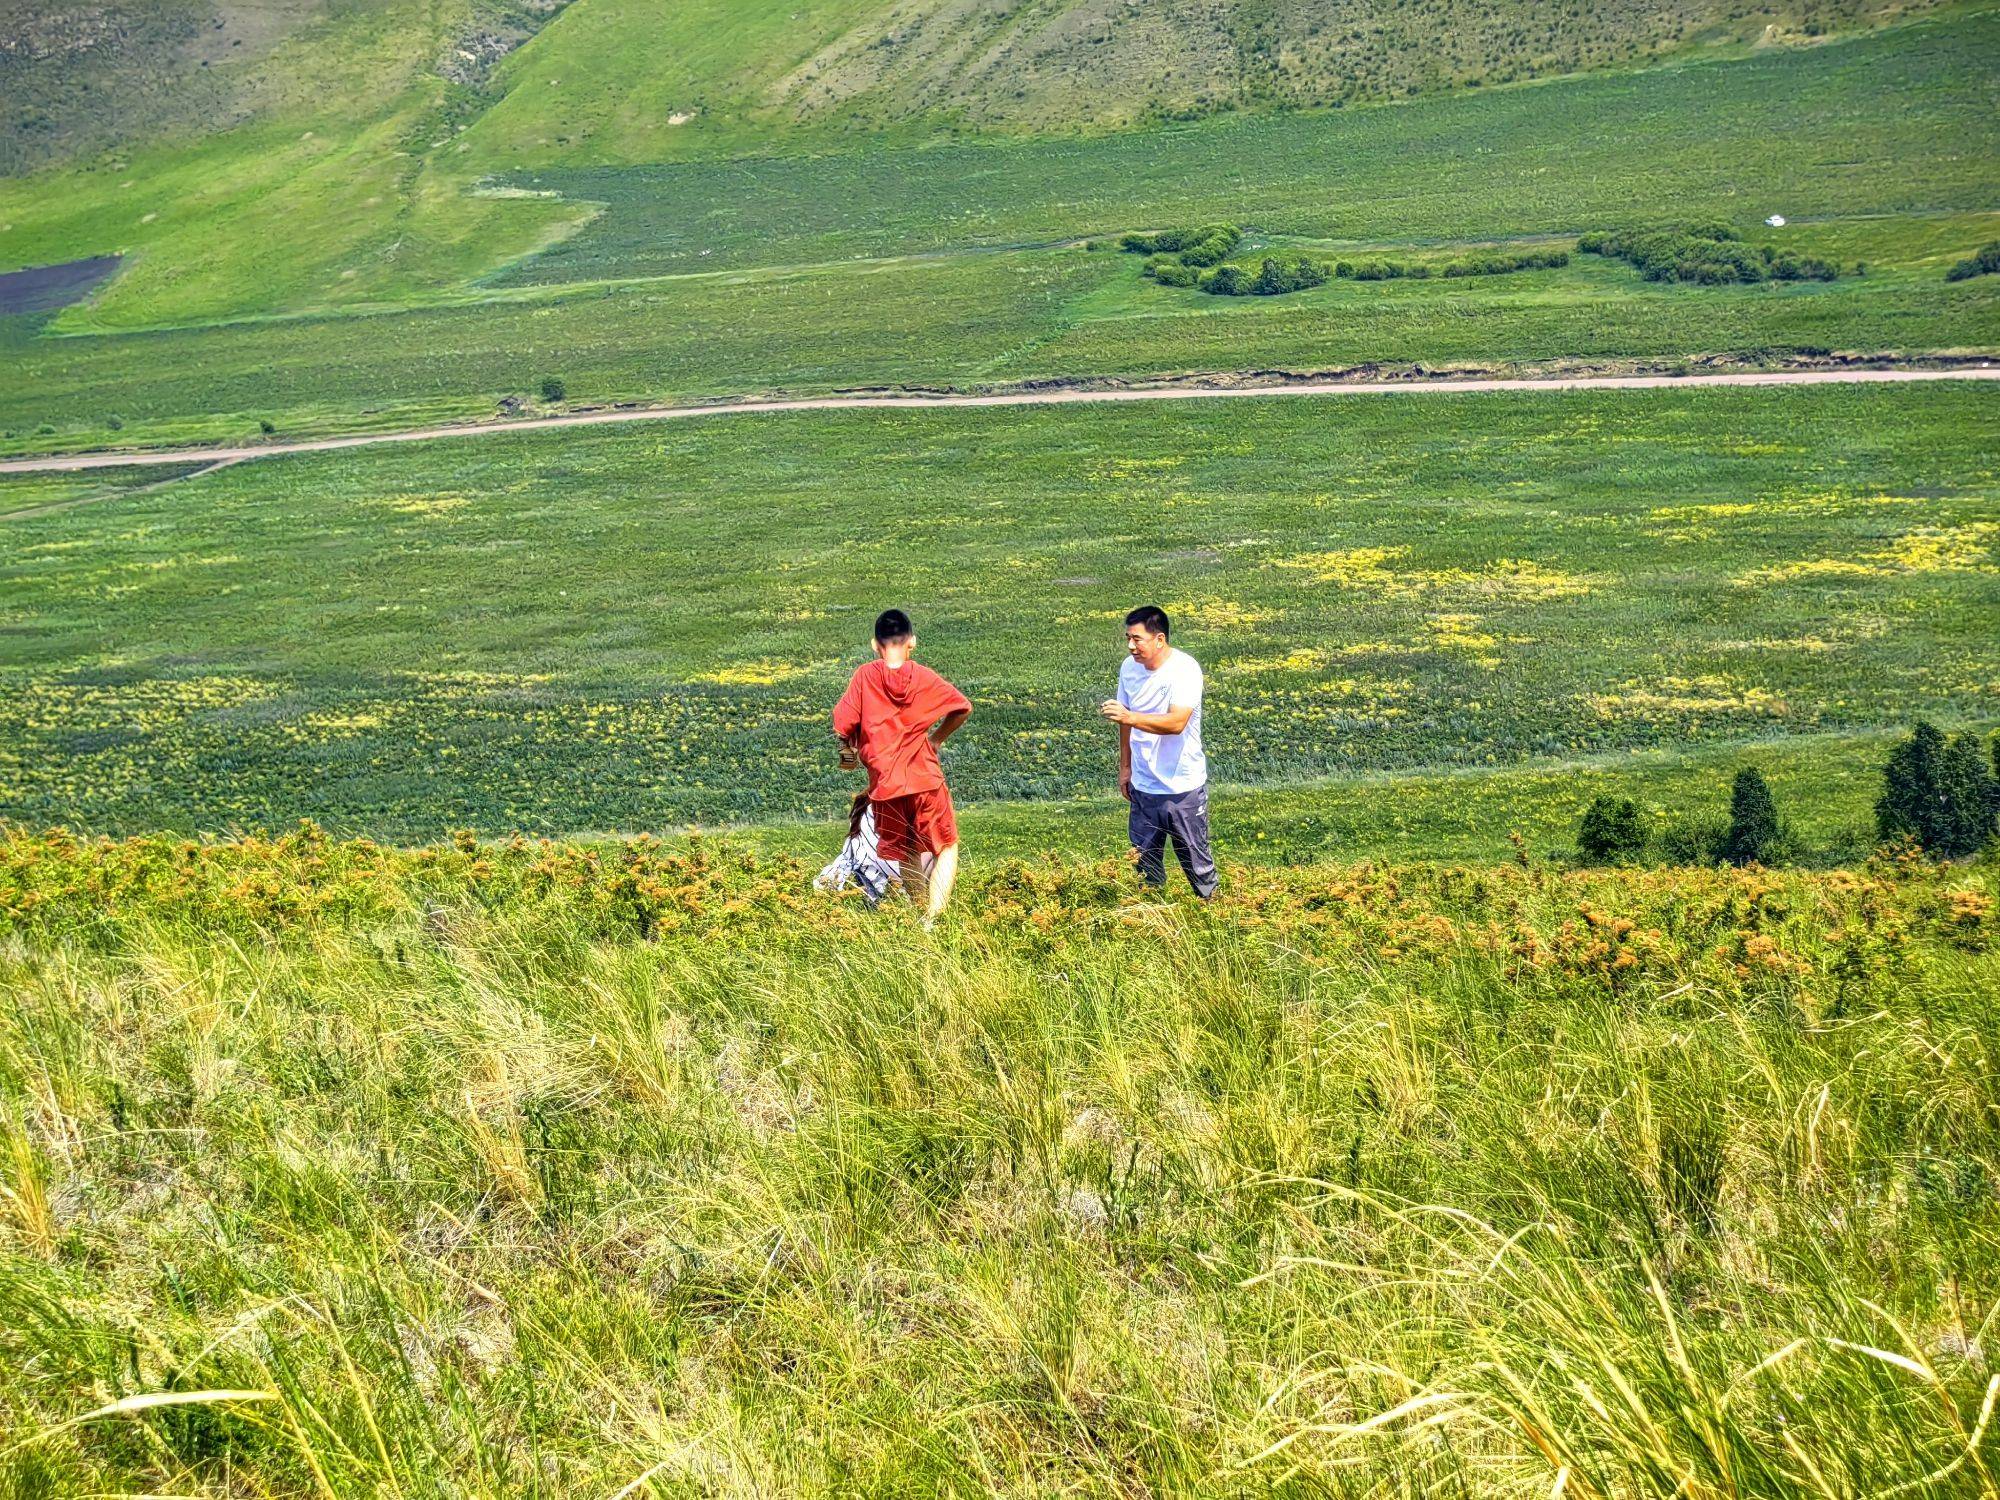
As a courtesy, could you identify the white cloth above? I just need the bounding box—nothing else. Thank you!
[813,806,900,906]
[1118,648,1207,795]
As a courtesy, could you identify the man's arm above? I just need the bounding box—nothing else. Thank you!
[832,679,861,741]
[928,706,971,748]
[1099,702,1194,736]
[1118,723,1133,800]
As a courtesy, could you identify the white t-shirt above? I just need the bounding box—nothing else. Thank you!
[1118,648,1207,795]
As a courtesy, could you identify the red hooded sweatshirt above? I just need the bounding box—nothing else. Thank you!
[832,660,971,802]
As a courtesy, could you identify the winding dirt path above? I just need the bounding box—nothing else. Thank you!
[3,366,1994,475]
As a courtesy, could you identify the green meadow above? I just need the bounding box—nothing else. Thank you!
[3,383,1994,844]
[2,825,1997,1496]
[5,7,2000,1493]
[2,8,1996,462]
[5,211,1997,459]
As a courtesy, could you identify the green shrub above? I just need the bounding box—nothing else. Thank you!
[1248,253,1330,295]
[1721,768,1781,865]
[1767,252,1839,282]
[259,418,277,435]
[1152,260,1200,288]
[1121,223,1241,259]
[1198,264,1254,296]
[1655,815,1728,865]
[1579,222,1814,285]
[541,376,568,402]
[1179,225,1244,267]
[1440,248,1570,277]
[1876,720,1999,857]
[1577,796,1648,863]
[1945,241,2000,281]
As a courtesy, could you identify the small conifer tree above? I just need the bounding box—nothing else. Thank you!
[1877,721,2000,856]
[1721,768,1780,865]
[1935,732,2000,857]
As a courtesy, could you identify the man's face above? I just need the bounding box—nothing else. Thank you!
[1126,625,1167,668]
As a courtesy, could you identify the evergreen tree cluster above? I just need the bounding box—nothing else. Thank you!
[1579,222,1841,284]
[1875,721,2000,857]
[1571,726,2000,867]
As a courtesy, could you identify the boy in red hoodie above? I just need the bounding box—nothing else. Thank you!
[833,608,972,920]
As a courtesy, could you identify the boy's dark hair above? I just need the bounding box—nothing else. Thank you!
[1125,605,1171,639]
[874,608,914,644]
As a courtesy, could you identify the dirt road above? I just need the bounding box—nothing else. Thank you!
[4,366,1994,475]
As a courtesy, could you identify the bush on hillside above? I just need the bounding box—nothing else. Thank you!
[1440,249,1571,277]
[1579,222,1836,285]
[1721,768,1782,865]
[1945,241,2000,281]
[1120,223,1242,260]
[1151,260,1201,288]
[1192,253,1333,297]
[1577,796,1648,863]
[1179,225,1245,267]
[1763,246,1840,282]
[1198,264,1254,296]
[1249,254,1330,295]
[541,376,568,402]
[1876,720,1999,857]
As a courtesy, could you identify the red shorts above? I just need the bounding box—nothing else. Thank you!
[872,787,957,864]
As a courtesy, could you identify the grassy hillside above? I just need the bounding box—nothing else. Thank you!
[3,384,1994,839]
[1,830,1995,1494]
[0,0,586,173]
[1,4,1992,338]
[498,11,2000,286]
[456,0,1947,164]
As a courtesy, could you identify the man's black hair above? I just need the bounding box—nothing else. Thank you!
[874,608,914,644]
[1125,605,1171,640]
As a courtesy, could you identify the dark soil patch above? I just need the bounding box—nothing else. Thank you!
[0,256,121,314]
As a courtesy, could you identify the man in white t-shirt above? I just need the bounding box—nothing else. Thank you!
[1098,604,1218,898]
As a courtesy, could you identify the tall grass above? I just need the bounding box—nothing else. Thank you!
[0,831,1995,1495]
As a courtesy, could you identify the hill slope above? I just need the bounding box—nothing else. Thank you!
[458,0,1951,165]
[1,0,1949,175]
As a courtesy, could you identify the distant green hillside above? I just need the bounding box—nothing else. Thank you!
[1,0,1944,175]
[454,0,1948,165]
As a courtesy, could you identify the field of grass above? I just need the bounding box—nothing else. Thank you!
[2,827,1995,1495]
[6,211,1998,459]
[2,384,1993,842]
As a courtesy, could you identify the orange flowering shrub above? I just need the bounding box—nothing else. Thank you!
[2,826,1989,1013]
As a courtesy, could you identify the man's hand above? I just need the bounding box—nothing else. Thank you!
[1118,770,1133,802]
[1099,699,1136,727]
